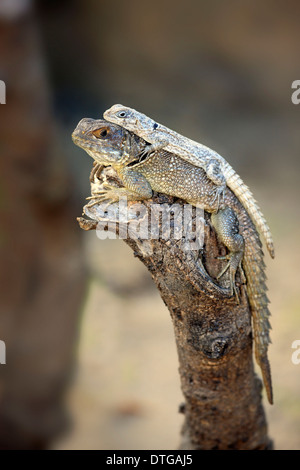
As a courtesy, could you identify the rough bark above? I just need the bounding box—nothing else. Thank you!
[78,167,272,450]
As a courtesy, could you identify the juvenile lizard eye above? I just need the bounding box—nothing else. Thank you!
[92,127,109,139]
[117,111,127,118]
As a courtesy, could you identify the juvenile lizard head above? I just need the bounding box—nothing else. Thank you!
[104,104,159,134]
[72,118,128,166]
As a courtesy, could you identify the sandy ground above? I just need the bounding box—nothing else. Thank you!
[53,183,300,450]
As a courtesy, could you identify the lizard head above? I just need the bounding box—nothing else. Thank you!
[72,118,128,166]
[104,104,158,134]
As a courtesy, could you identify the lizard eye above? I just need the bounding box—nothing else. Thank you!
[92,127,109,139]
[117,111,128,118]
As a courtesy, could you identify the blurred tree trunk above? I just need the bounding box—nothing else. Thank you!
[0,1,85,449]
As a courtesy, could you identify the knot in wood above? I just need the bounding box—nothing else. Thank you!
[203,337,229,359]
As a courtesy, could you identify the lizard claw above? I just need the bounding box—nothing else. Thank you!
[136,139,169,162]
[210,185,226,211]
[90,163,104,183]
[86,183,121,207]
[86,194,109,207]
[135,147,151,163]
[216,254,245,304]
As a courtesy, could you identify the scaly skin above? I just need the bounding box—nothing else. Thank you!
[103,104,275,259]
[72,118,273,404]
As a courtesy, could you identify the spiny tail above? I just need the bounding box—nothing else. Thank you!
[238,208,273,404]
[222,162,275,259]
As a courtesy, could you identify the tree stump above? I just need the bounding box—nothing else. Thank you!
[78,166,272,450]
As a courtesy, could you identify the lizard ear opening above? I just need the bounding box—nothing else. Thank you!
[92,127,110,139]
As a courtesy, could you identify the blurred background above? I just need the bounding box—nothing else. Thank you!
[0,0,299,450]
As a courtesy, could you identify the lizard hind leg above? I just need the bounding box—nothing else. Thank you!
[211,207,245,303]
[216,254,244,304]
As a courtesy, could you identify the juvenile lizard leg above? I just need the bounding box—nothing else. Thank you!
[136,139,169,161]
[210,207,245,303]
[206,159,227,210]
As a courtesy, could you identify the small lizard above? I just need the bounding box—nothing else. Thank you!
[72,117,273,404]
[103,104,275,260]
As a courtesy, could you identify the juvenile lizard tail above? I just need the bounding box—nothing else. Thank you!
[236,203,273,404]
[222,161,275,259]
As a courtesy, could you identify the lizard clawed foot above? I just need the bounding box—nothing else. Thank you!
[85,183,141,208]
[210,185,226,211]
[90,163,104,183]
[136,139,169,162]
[85,198,112,209]
[216,253,245,304]
[85,183,123,207]
[210,207,245,304]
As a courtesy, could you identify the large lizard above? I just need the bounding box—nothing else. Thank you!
[72,117,273,404]
[104,104,275,260]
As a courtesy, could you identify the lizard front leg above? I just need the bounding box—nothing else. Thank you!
[210,207,245,303]
[136,139,169,162]
[87,167,153,207]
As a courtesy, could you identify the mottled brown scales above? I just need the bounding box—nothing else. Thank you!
[104,104,275,259]
[135,152,217,207]
[72,117,273,404]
